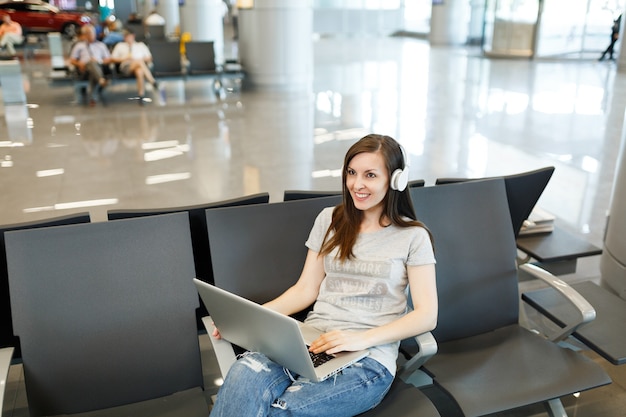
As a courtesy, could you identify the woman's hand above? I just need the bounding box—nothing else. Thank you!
[309,330,369,355]
[211,325,222,340]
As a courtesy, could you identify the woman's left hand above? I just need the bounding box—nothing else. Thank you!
[309,330,369,355]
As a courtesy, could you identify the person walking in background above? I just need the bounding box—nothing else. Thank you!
[0,14,23,57]
[111,30,160,105]
[599,14,622,61]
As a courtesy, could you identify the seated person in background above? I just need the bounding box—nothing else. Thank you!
[0,14,24,57]
[144,10,166,26]
[127,13,143,24]
[69,24,112,106]
[101,16,125,47]
[111,30,159,104]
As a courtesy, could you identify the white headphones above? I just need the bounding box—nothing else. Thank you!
[390,144,410,191]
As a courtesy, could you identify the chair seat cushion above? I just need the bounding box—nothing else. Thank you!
[359,378,440,417]
[423,324,611,416]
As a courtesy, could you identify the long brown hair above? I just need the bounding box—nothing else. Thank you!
[319,134,432,260]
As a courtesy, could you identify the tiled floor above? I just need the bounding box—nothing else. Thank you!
[2,27,626,416]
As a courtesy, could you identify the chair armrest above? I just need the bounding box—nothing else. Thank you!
[397,332,437,382]
[0,347,15,415]
[519,263,596,342]
[201,316,237,378]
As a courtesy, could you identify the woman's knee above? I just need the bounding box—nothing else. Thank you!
[227,352,279,381]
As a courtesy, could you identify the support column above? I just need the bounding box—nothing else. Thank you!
[238,0,313,91]
[617,15,626,72]
[601,109,626,300]
[429,0,469,45]
[179,0,225,65]
[155,0,180,37]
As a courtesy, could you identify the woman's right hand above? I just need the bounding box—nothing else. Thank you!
[212,325,222,340]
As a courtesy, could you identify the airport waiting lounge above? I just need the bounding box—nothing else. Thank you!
[2,0,626,416]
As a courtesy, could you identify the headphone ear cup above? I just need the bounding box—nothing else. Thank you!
[390,168,408,191]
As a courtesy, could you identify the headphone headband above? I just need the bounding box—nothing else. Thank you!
[390,144,409,191]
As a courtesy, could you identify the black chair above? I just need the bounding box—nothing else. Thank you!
[406,179,610,416]
[282,189,341,202]
[4,213,207,416]
[0,212,91,360]
[146,24,166,42]
[107,193,270,330]
[185,41,218,75]
[523,279,626,365]
[435,166,555,238]
[203,195,441,416]
[149,41,185,77]
[125,22,146,42]
[205,195,342,304]
[408,179,425,188]
[282,181,424,202]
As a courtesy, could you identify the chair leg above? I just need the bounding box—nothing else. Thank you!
[544,398,568,417]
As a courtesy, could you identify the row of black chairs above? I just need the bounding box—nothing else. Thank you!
[0,169,549,362]
[150,40,238,78]
[3,167,609,417]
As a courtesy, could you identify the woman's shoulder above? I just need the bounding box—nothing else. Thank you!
[316,206,336,223]
[393,219,431,237]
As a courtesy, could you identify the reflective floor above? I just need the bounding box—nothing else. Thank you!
[2,29,626,416]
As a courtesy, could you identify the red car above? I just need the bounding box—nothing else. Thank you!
[0,0,91,38]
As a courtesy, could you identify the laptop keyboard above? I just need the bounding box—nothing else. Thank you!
[309,350,335,367]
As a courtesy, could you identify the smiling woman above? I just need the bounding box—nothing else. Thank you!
[209,134,437,417]
[346,152,390,220]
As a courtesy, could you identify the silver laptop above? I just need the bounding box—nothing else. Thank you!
[193,278,369,382]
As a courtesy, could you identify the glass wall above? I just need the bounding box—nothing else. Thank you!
[582,0,623,54]
[403,0,432,34]
[483,0,540,57]
[313,0,404,36]
[483,0,625,58]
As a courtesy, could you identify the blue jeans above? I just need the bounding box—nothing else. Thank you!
[210,352,393,417]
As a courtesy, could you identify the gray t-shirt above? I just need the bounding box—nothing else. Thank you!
[304,207,436,375]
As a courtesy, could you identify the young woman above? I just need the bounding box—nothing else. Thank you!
[210,134,437,417]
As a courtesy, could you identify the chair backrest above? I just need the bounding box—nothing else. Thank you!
[282,182,424,202]
[410,179,519,342]
[5,213,202,416]
[282,189,341,202]
[107,193,269,283]
[149,41,183,76]
[125,22,146,42]
[146,24,166,41]
[435,166,555,238]
[108,193,270,330]
[0,212,91,359]
[205,195,343,304]
[408,179,426,188]
[185,41,217,74]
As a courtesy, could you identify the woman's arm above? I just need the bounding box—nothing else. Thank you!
[263,249,326,316]
[309,263,437,354]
